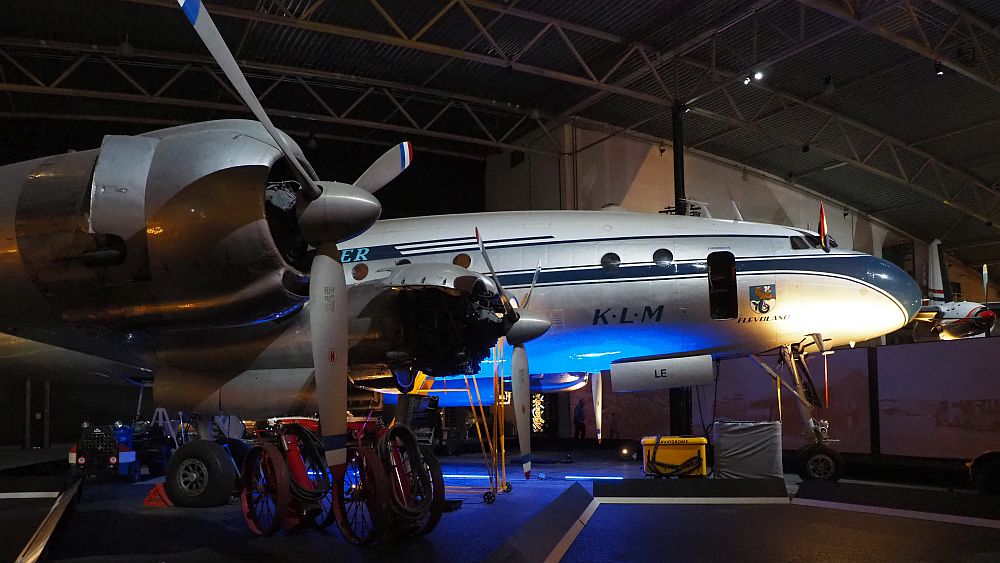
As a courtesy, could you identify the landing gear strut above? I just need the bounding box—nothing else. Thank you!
[752,338,844,481]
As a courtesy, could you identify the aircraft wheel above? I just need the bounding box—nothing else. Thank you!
[504,482,513,493]
[796,444,844,481]
[164,440,237,507]
[976,460,1000,495]
[483,491,496,504]
[332,447,389,545]
[413,445,446,536]
[240,443,290,536]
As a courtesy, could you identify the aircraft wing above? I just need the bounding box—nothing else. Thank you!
[0,330,155,385]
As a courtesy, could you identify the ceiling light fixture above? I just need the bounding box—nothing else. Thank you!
[743,76,751,85]
[753,71,764,80]
[935,61,944,76]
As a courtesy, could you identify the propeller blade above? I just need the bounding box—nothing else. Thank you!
[521,260,542,309]
[309,242,349,473]
[354,142,413,193]
[591,372,603,444]
[984,264,990,303]
[511,344,532,480]
[176,0,320,200]
[475,227,512,311]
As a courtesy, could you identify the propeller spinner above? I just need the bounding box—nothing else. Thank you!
[177,0,412,471]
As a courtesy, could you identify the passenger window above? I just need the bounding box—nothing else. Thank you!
[453,253,472,268]
[653,248,673,267]
[601,252,621,271]
[707,251,738,320]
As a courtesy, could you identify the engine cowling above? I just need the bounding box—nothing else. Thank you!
[0,120,311,328]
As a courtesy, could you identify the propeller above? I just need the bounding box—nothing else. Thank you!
[475,230,549,479]
[177,0,412,473]
[984,264,990,304]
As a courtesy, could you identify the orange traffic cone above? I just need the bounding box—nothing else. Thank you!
[143,483,173,507]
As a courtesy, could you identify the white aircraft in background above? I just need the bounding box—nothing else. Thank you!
[912,239,996,341]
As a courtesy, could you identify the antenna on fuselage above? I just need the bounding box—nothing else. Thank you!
[731,201,745,221]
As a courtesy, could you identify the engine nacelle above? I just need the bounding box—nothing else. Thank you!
[0,120,312,328]
[610,354,715,392]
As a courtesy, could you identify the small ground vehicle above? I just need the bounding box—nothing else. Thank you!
[69,420,171,480]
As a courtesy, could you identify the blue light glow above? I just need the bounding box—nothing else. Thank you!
[563,475,624,480]
[442,474,492,479]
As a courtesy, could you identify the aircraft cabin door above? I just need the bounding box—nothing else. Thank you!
[707,251,738,320]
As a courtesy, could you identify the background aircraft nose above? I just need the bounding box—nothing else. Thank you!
[868,257,923,323]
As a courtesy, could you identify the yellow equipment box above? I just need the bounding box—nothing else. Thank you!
[641,436,708,477]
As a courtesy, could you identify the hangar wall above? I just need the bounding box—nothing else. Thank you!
[485,125,996,299]
[560,337,1000,461]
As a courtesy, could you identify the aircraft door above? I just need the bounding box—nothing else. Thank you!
[707,251,738,320]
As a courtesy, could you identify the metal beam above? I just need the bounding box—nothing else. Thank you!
[0,111,486,161]
[793,0,1000,96]
[120,0,673,109]
[0,82,557,155]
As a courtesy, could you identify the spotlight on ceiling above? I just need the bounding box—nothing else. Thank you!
[743,76,751,85]
[753,71,764,81]
[935,61,944,76]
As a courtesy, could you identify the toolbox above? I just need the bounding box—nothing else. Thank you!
[641,436,708,477]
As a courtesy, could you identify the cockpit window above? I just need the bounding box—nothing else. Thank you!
[792,235,839,250]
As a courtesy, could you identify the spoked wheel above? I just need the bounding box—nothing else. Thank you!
[378,426,433,520]
[332,447,388,545]
[315,467,337,529]
[240,443,290,536]
[276,424,332,528]
[412,445,446,536]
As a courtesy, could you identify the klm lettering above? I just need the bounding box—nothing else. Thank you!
[593,305,664,325]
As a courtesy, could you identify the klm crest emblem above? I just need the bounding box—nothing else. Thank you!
[749,284,776,314]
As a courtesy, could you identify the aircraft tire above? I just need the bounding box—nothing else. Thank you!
[796,444,844,482]
[165,440,238,507]
[976,460,1000,495]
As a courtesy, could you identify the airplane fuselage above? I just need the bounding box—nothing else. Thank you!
[342,210,921,375]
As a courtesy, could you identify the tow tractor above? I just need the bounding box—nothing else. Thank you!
[70,420,171,481]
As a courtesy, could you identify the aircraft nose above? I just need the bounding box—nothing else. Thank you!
[867,257,922,323]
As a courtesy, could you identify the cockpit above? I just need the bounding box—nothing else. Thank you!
[789,235,838,250]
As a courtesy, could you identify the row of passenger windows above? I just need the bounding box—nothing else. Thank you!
[352,238,830,281]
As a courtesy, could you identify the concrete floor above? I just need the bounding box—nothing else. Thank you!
[7,450,998,562]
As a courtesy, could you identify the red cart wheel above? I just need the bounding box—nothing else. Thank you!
[240,443,290,536]
[331,447,388,544]
[413,445,446,536]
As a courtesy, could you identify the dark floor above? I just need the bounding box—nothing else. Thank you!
[566,504,1000,563]
[2,449,995,562]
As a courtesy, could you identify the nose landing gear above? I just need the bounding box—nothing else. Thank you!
[751,337,845,482]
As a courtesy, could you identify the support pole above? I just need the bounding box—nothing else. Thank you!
[672,102,687,216]
[43,380,50,450]
[669,101,693,436]
[24,378,31,450]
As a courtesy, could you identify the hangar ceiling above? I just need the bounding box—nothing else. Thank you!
[1,0,999,267]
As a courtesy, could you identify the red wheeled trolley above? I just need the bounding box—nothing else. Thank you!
[237,416,445,544]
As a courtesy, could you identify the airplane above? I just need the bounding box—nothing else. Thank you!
[0,0,924,517]
[912,239,996,341]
